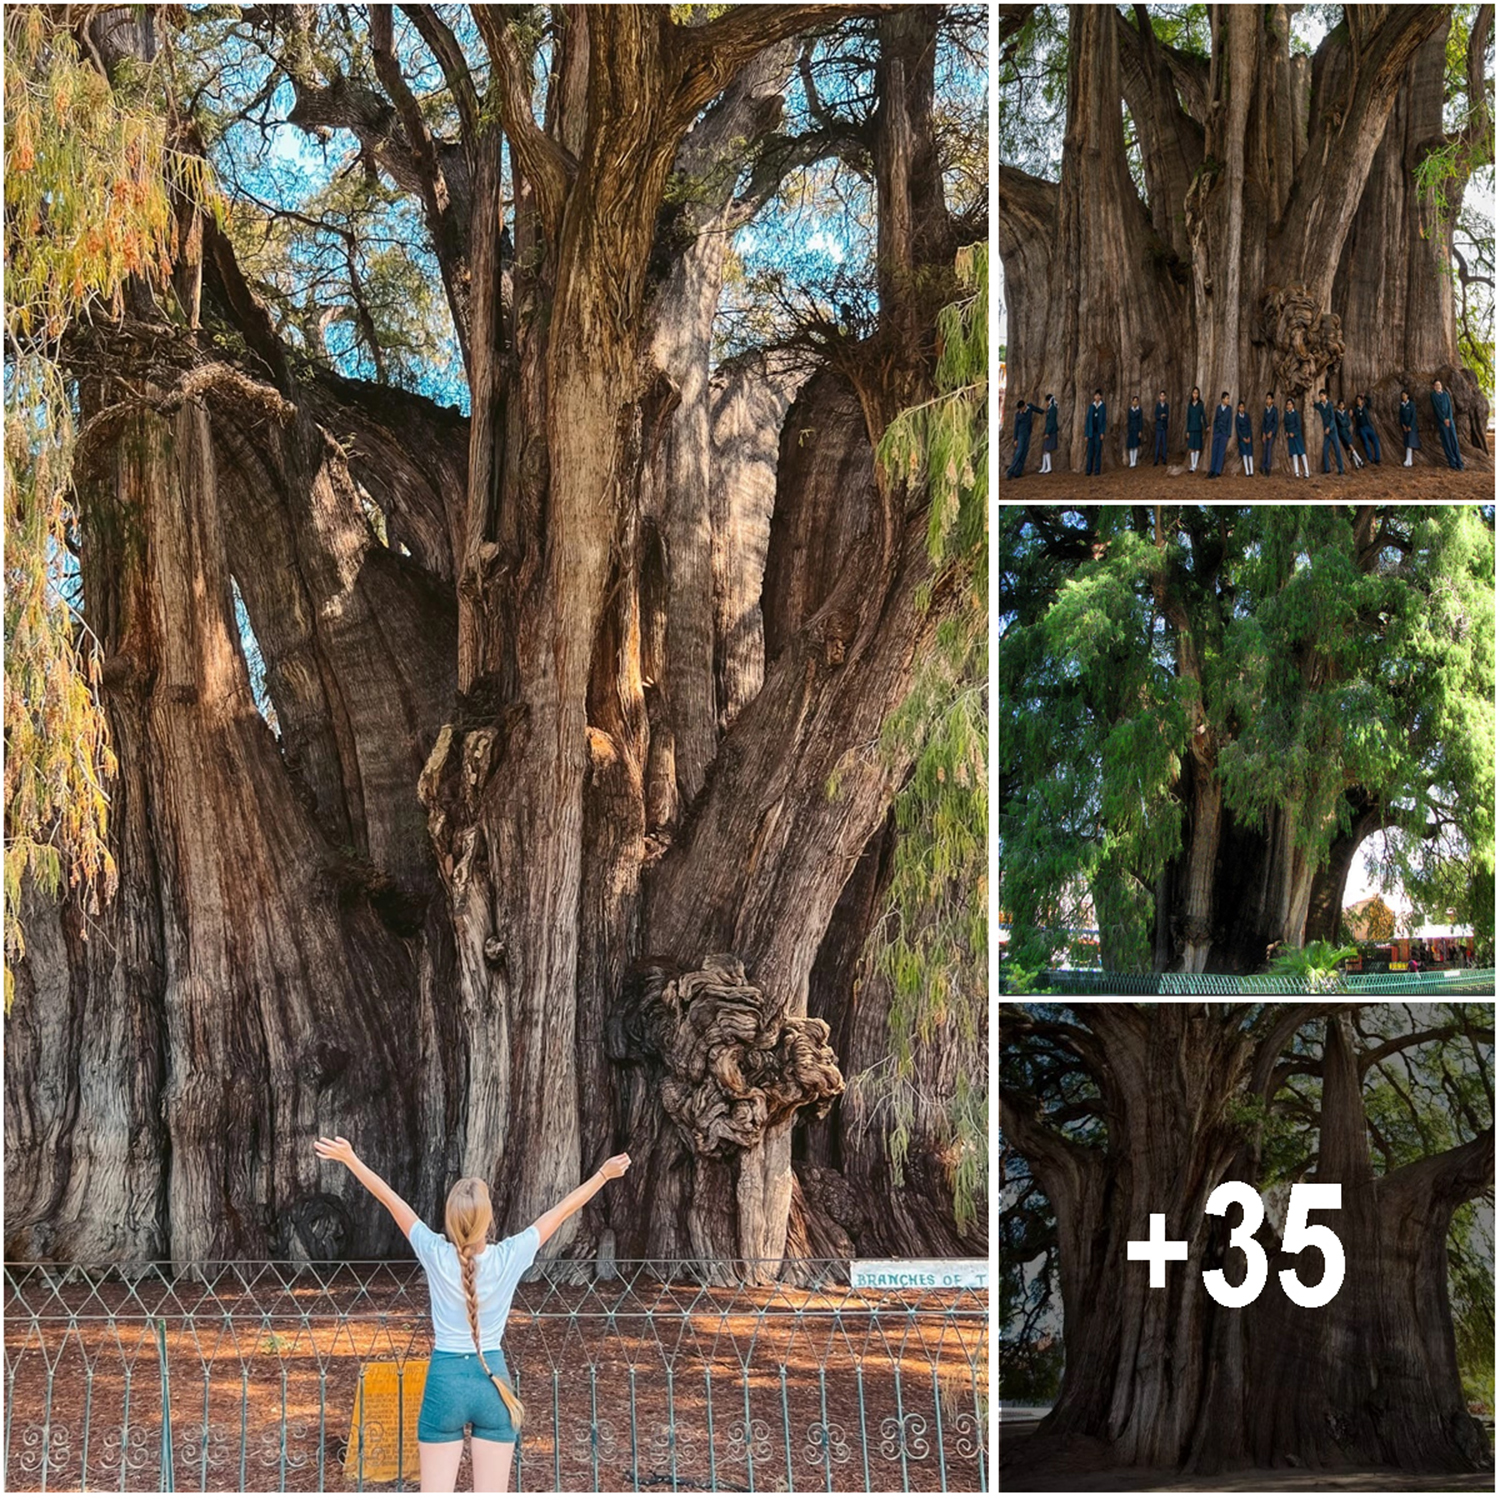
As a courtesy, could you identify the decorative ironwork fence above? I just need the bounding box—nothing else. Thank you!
[1031,968,1495,996]
[3,1260,986,1493]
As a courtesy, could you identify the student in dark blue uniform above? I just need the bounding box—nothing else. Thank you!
[1431,378,1464,469]
[1282,397,1308,477]
[1260,393,1278,475]
[1039,394,1058,474]
[1235,401,1253,475]
[1334,399,1364,470]
[1005,396,1041,480]
[1398,389,1421,467]
[1207,391,1232,478]
[1126,397,1144,467]
[1352,395,1381,463]
[1314,389,1343,475]
[1085,389,1107,476]
[1153,390,1169,466]
[1185,387,1205,472]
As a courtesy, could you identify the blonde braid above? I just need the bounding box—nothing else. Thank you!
[459,1242,525,1430]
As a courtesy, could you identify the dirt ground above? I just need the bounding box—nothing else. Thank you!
[1001,1465,1495,1492]
[1000,453,1494,501]
[1000,1430,1494,1492]
[3,1270,986,1493]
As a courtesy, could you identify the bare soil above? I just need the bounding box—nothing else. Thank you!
[3,1270,986,1493]
[1001,1464,1495,1492]
[1000,1431,1494,1492]
[1000,455,1494,501]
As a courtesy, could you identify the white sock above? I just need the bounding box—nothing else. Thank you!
[1190,451,1198,471]
[1404,449,1412,466]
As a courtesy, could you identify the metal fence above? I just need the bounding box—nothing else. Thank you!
[1030,968,1495,996]
[3,1260,986,1493]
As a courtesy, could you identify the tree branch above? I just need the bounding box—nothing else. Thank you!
[1359,1024,1494,1077]
[399,3,480,144]
[1378,1126,1495,1215]
[1249,1003,1361,1098]
[473,6,575,238]
[1277,5,1450,290]
[666,5,866,129]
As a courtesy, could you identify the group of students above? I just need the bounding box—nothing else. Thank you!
[1004,377,1467,479]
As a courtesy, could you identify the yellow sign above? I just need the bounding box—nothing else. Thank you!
[346,1360,427,1483]
[1388,961,1408,971]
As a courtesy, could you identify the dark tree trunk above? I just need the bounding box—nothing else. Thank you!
[1334,11,1495,457]
[1002,1009,1494,1477]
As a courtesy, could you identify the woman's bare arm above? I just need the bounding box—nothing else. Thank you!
[314,1136,420,1237]
[532,1153,631,1248]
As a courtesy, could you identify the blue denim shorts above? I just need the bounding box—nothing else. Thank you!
[417,1349,518,1443]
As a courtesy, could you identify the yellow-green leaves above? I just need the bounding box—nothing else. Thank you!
[864,245,988,1231]
[4,9,213,1008]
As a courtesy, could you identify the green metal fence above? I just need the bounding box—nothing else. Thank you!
[3,1260,986,1493]
[1029,968,1495,996]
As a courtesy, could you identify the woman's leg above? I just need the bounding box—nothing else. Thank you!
[470,1439,516,1492]
[419,1440,466,1493]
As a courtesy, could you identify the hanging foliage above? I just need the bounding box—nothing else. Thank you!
[2,8,217,1007]
[859,242,988,1228]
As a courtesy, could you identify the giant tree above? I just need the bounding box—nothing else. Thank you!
[997,505,1494,974]
[999,1002,1495,1476]
[3,5,987,1273]
[998,4,1494,471]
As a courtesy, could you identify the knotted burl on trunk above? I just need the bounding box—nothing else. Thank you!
[1258,282,1347,393]
[611,956,844,1157]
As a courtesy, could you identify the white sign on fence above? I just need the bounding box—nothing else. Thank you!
[850,1259,988,1291]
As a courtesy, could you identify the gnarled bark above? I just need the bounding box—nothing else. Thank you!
[1002,1009,1493,1477]
[1000,3,1489,473]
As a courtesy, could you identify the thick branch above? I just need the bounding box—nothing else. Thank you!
[1114,6,1205,261]
[1378,1126,1495,1215]
[997,163,1058,261]
[473,6,575,238]
[667,5,866,128]
[1359,1025,1495,1077]
[1275,5,1450,294]
[1249,1003,1352,1098]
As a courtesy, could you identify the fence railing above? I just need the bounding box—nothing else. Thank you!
[3,1259,986,1493]
[1030,968,1495,996]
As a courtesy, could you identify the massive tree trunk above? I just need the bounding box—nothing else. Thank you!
[5,6,978,1273]
[8,385,460,1264]
[1335,9,1495,454]
[999,3,1490,474]
[1001,1007,1494,1477]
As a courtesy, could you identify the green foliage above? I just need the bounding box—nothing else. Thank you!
[997,5,1069,182]
[1451,1201,1496,1415]
[998,508,1496,973]
[865,245,987,1232]
[1148,4,1211,59]
[1266,942,1358,991]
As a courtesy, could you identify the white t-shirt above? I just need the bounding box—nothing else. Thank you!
[407,1220,540,1353]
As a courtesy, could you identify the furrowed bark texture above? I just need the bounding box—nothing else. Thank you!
[999,4,1489,473]
[1001,1008,1493,1476]
[5,6,980,1275]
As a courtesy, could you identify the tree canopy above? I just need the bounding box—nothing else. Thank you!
[998,506,1495,974]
